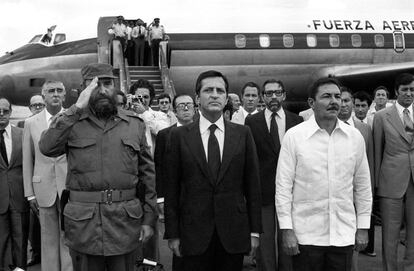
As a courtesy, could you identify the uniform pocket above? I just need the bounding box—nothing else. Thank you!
[121,138,140,174]
[67,138,97,172]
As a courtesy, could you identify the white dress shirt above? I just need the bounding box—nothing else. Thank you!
[395,101,414,123]
[140,108,170,155]
[276,115,372,246]
[199,113,225,161]
[231,107,258,125]
[264,108,286,142]
[45,108,63,128]
[1,123,12,163]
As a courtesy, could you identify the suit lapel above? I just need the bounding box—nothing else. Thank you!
[216,121,241,185]
[386,105,412,144]
[8,126,20,167]
[185,121,211,181]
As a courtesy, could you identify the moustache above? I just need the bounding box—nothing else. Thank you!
[327,105,340,111]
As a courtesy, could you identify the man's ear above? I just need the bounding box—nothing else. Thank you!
[308,98,315,109]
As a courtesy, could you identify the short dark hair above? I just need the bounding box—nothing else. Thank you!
[353,91,373,106]
[158,93,171,103]
[195,70,229,95]
[241,82,260,96]
[223,101,234,119]
[262,79,285,94]
[172,94,194,110]
[129,79,155,101]
[373,86,389,98]
[395,73,414,91]
[340,86,353,98]
[0,96,12,110]
[116,90,127,104]
[308,77,342,99]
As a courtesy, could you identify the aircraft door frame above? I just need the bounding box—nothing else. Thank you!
[393,31,405,53]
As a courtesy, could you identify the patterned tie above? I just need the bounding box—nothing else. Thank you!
[0,129,8,166]
[403,108,414,134]
[270,112,280,148]
[208,124,221,181]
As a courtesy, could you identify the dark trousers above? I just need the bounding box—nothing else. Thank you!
[28,208,41,260]
[380,180,414,271]
[69,247,138,271]
[257,204,292,271]
[151,39,162,66]
[134,38,146,66]
[126,40,135,66]
[292,245,353,271]
[0,208,29,270]
[183,230,244,271]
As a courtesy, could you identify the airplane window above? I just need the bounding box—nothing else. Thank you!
[374,34,385,47]
[29,35,43,43]
[283,34,294,48]
[259,34,270,48]
[393,33,404,49]
[307,34,317,47]
[351,34,362,47]
[235,34,246,48]
[54,34,66,45]
[329,34,340,47]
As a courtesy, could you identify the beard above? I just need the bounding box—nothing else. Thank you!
[89,90,118,119]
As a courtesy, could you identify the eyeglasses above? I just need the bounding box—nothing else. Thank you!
[29,103,45,109]
[159,101,170,105]
[263,90,285,97]
[176,103,194,110]
[46,88,64,94]
[0,109,10,115]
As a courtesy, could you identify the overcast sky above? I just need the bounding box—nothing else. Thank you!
[1,0,413,53]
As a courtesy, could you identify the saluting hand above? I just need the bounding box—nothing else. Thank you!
[282,229,300,256]
[75,77,98,109]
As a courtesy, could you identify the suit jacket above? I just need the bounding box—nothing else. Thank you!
[373,104,414,198]
[164,120,262,256]
[23,109,67,207]
[154,124,176,199]
[245,109,303,206]
[0,126,28,214]
[354,118,375,190]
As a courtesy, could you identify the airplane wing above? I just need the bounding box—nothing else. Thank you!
[321,62,414,95]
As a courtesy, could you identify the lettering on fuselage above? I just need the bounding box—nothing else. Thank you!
[311,20,414,31]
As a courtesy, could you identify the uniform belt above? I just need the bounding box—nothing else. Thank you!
[69,188,136,204]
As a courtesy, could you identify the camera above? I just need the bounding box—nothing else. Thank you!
[131,95,143,103]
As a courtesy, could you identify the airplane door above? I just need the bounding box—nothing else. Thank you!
[393,31,405,53]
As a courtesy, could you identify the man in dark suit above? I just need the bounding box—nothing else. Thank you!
[338,87,375,271]
[373,73,414,270]
[245,79,302,271]
[154,94,195,271]
[164,70,262,271]
[0,97,29,270]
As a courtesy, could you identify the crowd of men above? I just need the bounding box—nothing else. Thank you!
[108,16,167,67]
[0,61,413,271]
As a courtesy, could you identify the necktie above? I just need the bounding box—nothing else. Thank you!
[403,108,414,134]
[0,130,8,166]
[270,112,280,148]
[208,124,221,181]
[139,27,141,36]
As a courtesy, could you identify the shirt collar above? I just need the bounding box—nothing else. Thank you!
[264,107,284,120]
[2,123,11,137]
[45,107,63,122]
[305,115,348,139]
[199,113,225,134]
[345,116,355,127]
[396,101,413,116]
[241,106,258,117]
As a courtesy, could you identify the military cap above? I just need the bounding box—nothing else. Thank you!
[81,63,116,80]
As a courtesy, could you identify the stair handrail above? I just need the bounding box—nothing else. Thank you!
[112,40,127,93]
[159,41,176,97]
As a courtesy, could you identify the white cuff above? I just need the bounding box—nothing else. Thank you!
[157,198,164,204]
[27,196,36,201]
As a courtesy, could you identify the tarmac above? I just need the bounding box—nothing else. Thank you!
[28,225,403,271]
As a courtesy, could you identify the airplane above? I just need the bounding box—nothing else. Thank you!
[1,13,414,113]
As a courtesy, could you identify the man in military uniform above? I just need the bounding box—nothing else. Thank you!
[39,63,157,271]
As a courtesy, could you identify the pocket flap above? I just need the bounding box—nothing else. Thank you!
[68,138,96,148]
[64,203,96,221]
[121,138,140,152]
[124,202,143,219]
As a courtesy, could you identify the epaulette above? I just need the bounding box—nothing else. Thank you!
[123,110,144,122]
